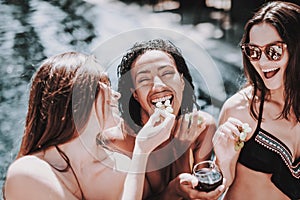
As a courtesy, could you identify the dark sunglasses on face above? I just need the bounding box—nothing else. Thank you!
[241,41,287,61]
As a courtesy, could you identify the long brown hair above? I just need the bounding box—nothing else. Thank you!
[17,52,107,157]
[240,1,300,122]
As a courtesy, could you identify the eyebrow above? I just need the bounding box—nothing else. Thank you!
[158,65,172,71]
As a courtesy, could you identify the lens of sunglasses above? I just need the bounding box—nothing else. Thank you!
[243,45,261,61]
[242,42,285,61]
[266,44,283,61]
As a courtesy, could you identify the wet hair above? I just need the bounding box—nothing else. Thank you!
[17,52,109,157]
[240,1,300,122]
[117,39,197,132]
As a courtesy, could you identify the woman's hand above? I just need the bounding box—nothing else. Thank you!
[172,109,207,157]
[212,117,252,187]
[167,173,225,200]
[135,109,175,154]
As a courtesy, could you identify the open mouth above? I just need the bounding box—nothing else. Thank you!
[262,67,280,79]
[151,95,174,113]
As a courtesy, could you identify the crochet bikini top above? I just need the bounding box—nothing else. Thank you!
[238,95,300,200]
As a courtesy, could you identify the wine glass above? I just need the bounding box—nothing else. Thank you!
[193,160,223,192]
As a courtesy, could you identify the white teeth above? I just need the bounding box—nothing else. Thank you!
[152,95,172,103]
[262,68,279,72]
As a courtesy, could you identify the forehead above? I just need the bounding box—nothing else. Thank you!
[131,50,177,74]
[249,23,282,45]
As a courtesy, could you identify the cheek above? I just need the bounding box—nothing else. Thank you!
[253,64,261,74]
[135,89,149,107]
[281,56,289,71]
[171,82,184,107]
[250,62,262,75]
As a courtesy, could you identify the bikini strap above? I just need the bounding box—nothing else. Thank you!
[55,146,85,200]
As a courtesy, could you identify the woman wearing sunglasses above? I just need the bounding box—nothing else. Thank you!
[3,52,175,200]
[213,1,300,200]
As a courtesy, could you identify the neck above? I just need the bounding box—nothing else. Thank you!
[269,87,285,106]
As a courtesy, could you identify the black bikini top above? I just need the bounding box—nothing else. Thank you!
[238,95,300,200]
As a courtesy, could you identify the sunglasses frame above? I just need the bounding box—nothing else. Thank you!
[241,41,287,61]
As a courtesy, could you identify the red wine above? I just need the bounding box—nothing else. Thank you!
[194,168,223,192]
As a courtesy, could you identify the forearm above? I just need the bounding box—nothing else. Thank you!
[215,151,239,188]
[121,147,149,200]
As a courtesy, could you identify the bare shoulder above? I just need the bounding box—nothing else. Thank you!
[4,156,64,200]
[6,155,55,180]
[197,110,216,127]
[222,88,251,114]
[219,87,253,124]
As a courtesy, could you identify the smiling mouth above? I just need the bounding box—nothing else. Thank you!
[262,67,280,79]
[151,95,174,113]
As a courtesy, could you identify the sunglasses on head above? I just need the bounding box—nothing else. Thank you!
[241,41,287,61]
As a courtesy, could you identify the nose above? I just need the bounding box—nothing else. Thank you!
[258,51,270,65]
[153,76,166,90]
[111,89,121,100]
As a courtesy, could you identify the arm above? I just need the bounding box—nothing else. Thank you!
[213,102,240,188]
[212,91,253,187]
[121,109,175,200]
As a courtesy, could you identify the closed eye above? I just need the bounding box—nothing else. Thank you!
[162,71,175,76]
[137,77,150,83]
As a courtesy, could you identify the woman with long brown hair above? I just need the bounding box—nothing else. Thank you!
[4,51,175,200]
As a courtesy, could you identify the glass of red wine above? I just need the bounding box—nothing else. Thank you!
[193,160,223,192]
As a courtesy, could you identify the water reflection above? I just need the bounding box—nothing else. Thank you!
[0,0,97,194]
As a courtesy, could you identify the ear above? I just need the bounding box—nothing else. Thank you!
[130,88,138,101]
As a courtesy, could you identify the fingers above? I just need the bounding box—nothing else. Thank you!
[158,111,175,131]
[179,173,198,188]
[148,108,175,127]
[139,109,175,142]
[147,108,162,125]
[219,117,247,139]
[178,173,226,200]
[222,122,240,140]
[175,110,206,137]
[203,183,226,200]
[228,117,243,127]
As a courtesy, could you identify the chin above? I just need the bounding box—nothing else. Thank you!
[265,83,283,91]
